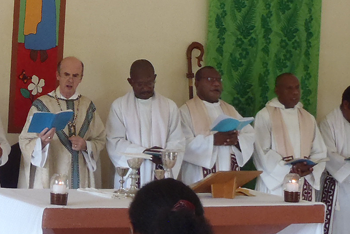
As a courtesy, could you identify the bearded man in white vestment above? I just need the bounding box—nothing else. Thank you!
[253,73,326,201]
[180,66,255,185]
[106,59,185,188]
[319,86,350,234]
[19,57,106,189]
[0,117,11,167]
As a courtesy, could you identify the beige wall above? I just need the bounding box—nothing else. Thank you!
[317,0,350,121]
[0,0,348,187]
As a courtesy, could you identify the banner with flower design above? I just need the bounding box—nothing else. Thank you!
[205,0,321,118]
[8,0,66,133]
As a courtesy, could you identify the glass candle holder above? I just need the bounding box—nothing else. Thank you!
[283,173,301,202]
[50,174,69,205]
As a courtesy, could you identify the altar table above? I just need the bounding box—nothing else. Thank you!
[0,188,325,234]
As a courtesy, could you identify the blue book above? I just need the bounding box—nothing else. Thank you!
[28,110,74,133]
[210,114,254,132]
[285,158,329,166]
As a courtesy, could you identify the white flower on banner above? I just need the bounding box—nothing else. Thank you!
[28,75,45,95]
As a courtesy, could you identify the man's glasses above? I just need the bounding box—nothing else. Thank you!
[132,80,156,88]
[202,77,223,83]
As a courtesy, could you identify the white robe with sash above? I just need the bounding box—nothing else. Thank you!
[320,107,350,234]
[180,97,255,185]
[254,98,326,197]
[106,91,185,188]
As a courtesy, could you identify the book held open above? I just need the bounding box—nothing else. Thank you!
[210,114,254,132]
[28,110,74,133]
[284,157,329,166]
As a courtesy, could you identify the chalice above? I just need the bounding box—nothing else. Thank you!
[161,151,178,179]
[126,158,144,197]
[114,167,130,197]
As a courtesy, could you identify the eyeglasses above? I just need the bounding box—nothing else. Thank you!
[202,77,223,83]
[132,80,156,88]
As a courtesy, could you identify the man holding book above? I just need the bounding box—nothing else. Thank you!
[319,86,350,233]
[180,66,254,185]
[106,59,185,188]
[253,73,326,201]
[19,56,106,189]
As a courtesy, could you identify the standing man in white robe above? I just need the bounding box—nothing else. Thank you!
[19,57,106,189]
[319,86,350,234]
[180,66,255,185]
[0,117,11,166]
[106,59,185,188]
[253,73,326,201]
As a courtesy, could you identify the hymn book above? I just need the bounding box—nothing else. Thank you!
[28,110,74,133]
[210,114,254,132]
[284,158,329,166]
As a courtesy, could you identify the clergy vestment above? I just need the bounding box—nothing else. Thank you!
[319,107,350,234]
[18,88,106,189]
[253,98,326,200]
[180,96,255,185]
[106,91,185,188]
[0,117,11,166]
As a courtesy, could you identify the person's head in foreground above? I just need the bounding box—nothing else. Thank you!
[129,178,213,234]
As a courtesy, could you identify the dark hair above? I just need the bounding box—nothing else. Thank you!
[342,86,350,103]
[195,66,216,81]
[129,178,213,234]
[130,59,155,78]
[275,72,296,87]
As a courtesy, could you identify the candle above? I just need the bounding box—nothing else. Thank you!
[52,182,67,194]
[285,180,299,192]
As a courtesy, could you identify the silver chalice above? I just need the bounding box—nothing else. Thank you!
[126,158,144,197]
[114,167,130,197]
[161,151,178,178]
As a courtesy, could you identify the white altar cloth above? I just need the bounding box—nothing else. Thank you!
[0,188,324,234]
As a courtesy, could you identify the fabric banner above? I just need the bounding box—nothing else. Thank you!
[8,0,66,133]
[205,0,322,118]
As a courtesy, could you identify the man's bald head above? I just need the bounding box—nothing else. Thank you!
[128,59,157,99]
[57,56,84,76]
[274,73,300,108]
[130,59,155,79]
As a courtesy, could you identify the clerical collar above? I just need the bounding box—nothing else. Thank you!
[268,97,303,109]
[203,100,220,107]
[49,87,80,100]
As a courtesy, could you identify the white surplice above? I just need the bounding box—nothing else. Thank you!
[253,98,326,197]
[0,117,10,166]
[320,107,350,234]
[179,100,255,185]
[106,91,185,188]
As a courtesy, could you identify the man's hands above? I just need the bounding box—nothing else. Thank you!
[214,130,239,147]
[291,161,313,177]
[69,135,87,151]
[39,127,55,149]
[143,146,163,165]
[39,128,87,151]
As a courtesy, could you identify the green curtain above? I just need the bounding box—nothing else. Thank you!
[205,0,322,117]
